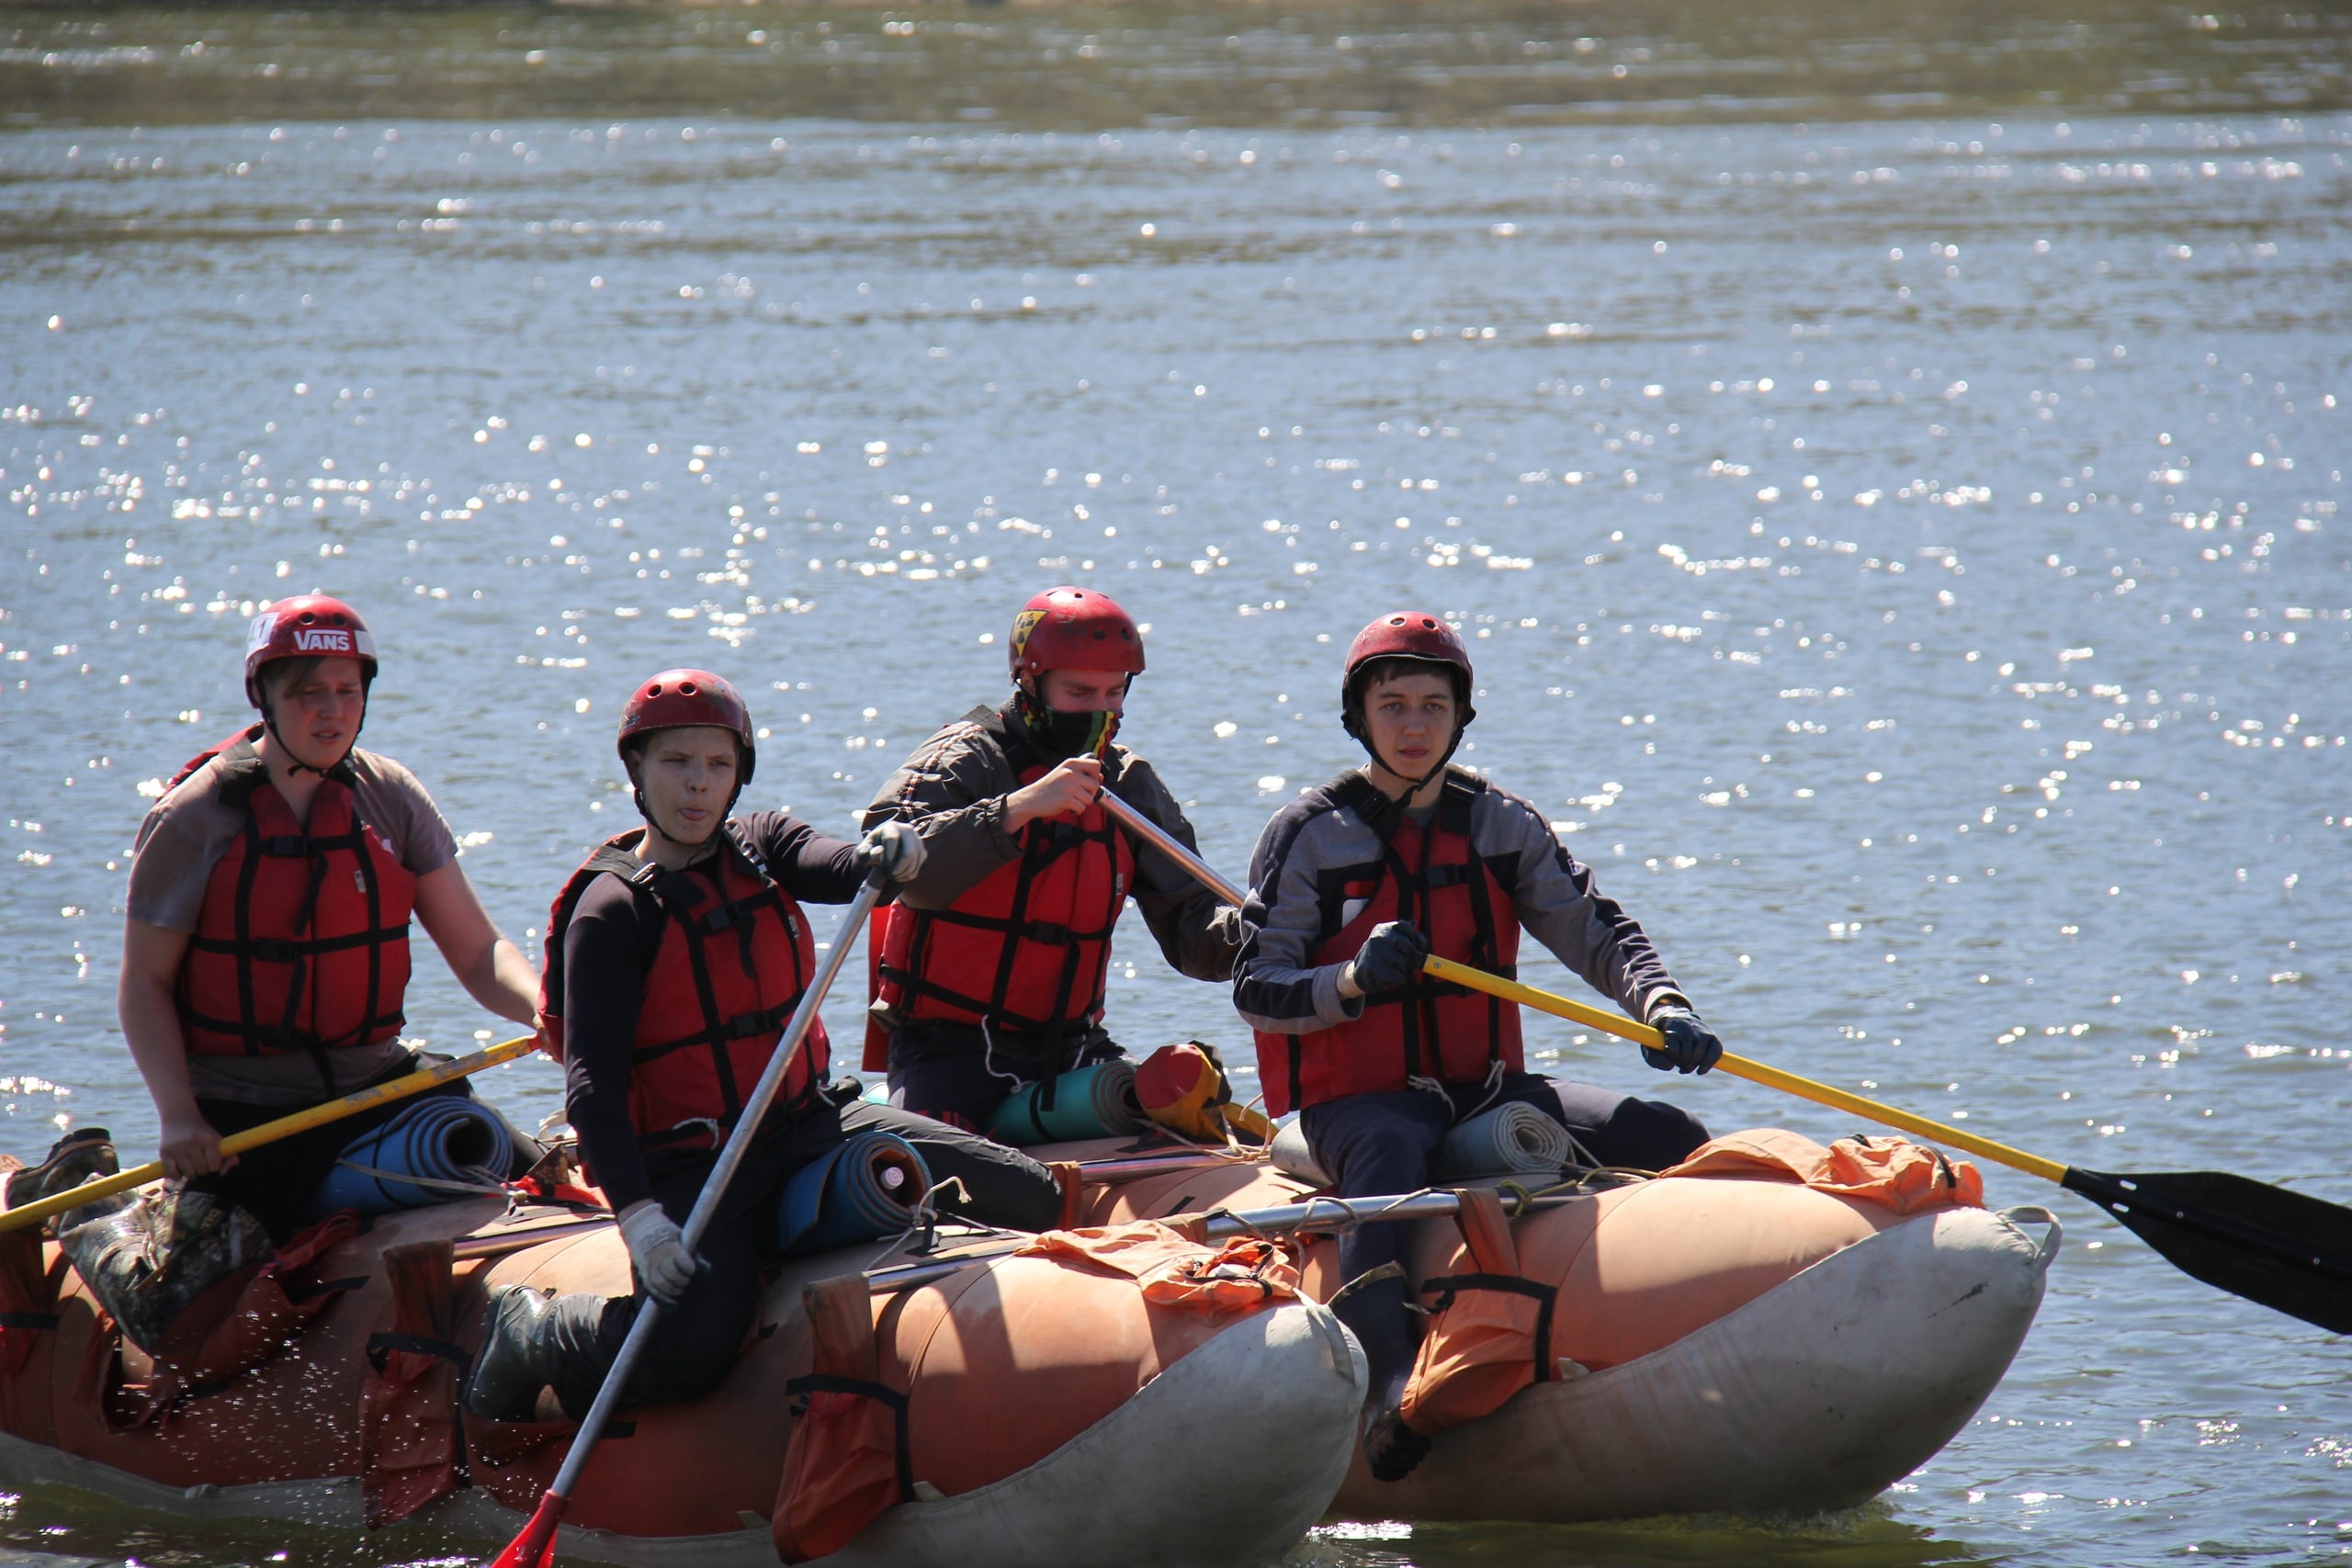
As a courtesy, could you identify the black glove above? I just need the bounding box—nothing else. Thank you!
[1643,1005,1723,1075]
[1348,920,1431,996]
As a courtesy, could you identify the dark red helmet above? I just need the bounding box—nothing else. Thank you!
[618,669,757,786]
[243,594,379,708]
[1009,586,1146,684]
[1340,611,1477,748]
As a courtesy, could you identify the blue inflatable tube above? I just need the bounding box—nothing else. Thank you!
[312,1094,515,1218]
[776,1129,931,1258]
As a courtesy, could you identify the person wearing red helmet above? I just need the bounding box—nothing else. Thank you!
[1234,611,1724,1480]
[858,587,1241,1134]
[464,669,1054,1423]
[106,595,540,1242]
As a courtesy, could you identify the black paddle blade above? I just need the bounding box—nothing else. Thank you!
[2062,1167,2352,1335]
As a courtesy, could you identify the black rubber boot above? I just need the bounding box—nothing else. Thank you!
[464,1285,557,1423]
[1331,1269,1435,1482]
[6,1127,118,1215]
[1363,1406,1434,1483]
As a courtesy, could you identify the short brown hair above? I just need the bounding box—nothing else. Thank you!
[264,655,326,704]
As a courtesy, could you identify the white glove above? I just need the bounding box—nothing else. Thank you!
[617,1200,704,1307]
[856,820,926,884]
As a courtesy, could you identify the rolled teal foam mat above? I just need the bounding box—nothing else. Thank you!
[777,1129,931,1257]
[985,1059,1144,1146]
[314,1094,514,1216]
[1433,1101,1575,1179]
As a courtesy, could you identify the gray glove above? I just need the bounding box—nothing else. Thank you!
[854,820,926,884]
[618,1200,705,1306]
[1643,1005,1723,1075]
[1347,920,1431,996]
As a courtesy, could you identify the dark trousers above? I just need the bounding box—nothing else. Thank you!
[543,1102,845,1418]
[884,1020,1121,1137]
[842,1097,1062,1233]
[190,1066,488,1243]
[539,1094,1062,1417]
[1301,1073,1710,1407]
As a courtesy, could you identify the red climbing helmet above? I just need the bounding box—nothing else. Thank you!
[1340,610,1477,743]
[617,669,757,785]
[243,594,379,708]
[1008,587,1147,684]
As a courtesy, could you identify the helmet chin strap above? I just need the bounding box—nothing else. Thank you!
[1361,723,1462,807]
[258,687,368,779]
[628,751,742,854]
[1343,679,1464,814]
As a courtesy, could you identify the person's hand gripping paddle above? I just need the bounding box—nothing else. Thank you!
[489,872,890,1568]
[1095,788,2352,1337]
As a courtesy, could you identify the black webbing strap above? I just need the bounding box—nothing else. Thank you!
[1419,1270,1560,1384]
[366,1330,473,1377]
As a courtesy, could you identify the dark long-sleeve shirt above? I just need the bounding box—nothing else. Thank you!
[860,702,1241,992]
[560,811,865,1212]
[1234,768,1689,1036]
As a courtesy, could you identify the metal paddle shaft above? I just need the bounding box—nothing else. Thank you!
[861,1186,1573,1296]
[494,876,888,1568]
[0,1034,540,1236]
[1425,954,2352,1337]
[1096,788,1246,908]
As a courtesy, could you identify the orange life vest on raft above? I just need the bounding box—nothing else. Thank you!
[173,728,416,1058]
[1251,773,1521,1117]
[541,825,828,1151]
[868,705,1135,1064]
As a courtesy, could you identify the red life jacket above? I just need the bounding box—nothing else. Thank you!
[1251,773,1521,1116]
[866,705,1135,1066]
[541,825,827,1152]
[175,730,415,1058]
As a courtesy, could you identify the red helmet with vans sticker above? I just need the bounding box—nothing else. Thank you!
[243,594,379,708]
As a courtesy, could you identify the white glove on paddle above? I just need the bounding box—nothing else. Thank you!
[617,1200,704,1307]
[856,820,927,884]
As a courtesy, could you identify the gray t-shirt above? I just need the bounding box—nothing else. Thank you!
[130,735,460,1105]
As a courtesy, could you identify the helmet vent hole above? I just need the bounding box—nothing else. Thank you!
[678,682,698,695]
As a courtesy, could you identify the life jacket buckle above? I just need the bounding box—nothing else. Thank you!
[1022,920,1073,946]
[251,937,301,964]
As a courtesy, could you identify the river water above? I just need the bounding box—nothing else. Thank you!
[1,3,2347,1564]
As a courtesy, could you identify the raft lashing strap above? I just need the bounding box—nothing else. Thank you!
[785,1373,916,1504]
[365,1331,473,1377]
[1419,1271,1560,1384]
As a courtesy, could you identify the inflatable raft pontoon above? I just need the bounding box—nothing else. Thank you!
[0,1122,2054,1557]
[0,1194,1365,1566]
[1056,1124,2059,1523]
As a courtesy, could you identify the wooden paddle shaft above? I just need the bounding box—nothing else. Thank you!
[1421,955,2069,1184]
[0,1033,541,1235]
